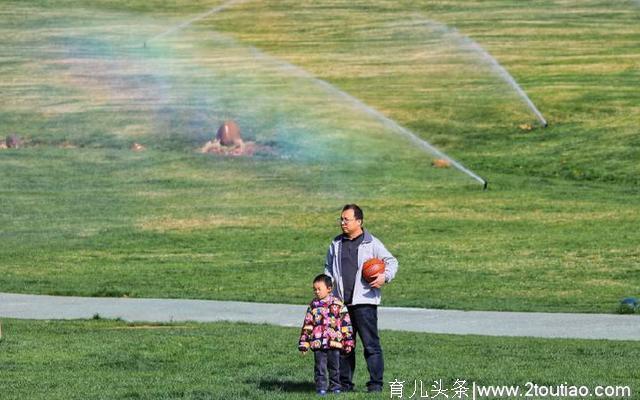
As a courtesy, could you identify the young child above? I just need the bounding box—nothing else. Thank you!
[299,274,354,396]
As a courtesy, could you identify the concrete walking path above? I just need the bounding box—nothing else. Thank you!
[0,292,637,341]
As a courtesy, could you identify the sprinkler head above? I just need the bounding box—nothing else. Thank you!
[543,121,548,128]
[483,180,488,190]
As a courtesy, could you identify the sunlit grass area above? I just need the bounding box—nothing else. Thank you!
[0,318,638,399]
[1,0,639,313]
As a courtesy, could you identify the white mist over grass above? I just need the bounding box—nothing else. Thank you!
[236,35,488,187]
[4,4,488,188]
[135,1,487,186]
[137,28,485,186]
[138,36,373,160]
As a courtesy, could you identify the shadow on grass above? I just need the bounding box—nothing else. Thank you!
[253,379,315,393]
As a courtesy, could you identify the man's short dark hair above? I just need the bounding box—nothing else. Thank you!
[313,274,333,288]
[342,204,363,221]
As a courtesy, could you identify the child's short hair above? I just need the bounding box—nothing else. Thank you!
[313,274,333,288]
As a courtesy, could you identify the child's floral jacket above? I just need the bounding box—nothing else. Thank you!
[298,295,354,353]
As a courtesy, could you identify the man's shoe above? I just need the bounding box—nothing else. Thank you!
[332,389,341,394]
[316,389,327,396]
[367,386,383,393]
[340,385,354,393]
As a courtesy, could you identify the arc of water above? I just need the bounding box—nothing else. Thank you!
[299,63,489,187]
[464,39,547,127]
[142,6,489,188]
[144,0,251,46]
[240,39,488,188]
[417,19,547,127]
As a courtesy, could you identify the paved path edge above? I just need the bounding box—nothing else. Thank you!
[0,293,637,341]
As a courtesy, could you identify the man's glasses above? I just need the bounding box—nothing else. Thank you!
[337,218,356,224]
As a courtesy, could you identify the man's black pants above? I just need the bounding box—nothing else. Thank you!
[314,349,341,392]
[340,304,384,391]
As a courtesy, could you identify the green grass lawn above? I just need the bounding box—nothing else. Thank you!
[0,318,638,399]
[1,0,639,313]
[1,2,639,399]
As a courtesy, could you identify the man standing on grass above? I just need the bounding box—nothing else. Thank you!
[324,204,398,393]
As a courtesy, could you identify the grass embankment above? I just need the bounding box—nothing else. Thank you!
[0,318,638,399]
[0,0,638,313]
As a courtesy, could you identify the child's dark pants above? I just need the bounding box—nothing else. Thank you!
[314,349,341,391]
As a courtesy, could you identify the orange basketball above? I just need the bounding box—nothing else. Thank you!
[362,258,385,283]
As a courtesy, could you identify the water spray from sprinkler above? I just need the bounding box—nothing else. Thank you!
[418,19,548,129]
[138,6,489,189]
[142,0,251,48]
[236,37,488,189]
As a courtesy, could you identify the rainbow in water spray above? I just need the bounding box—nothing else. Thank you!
[142,2,489,189]
[239,41,489,189]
